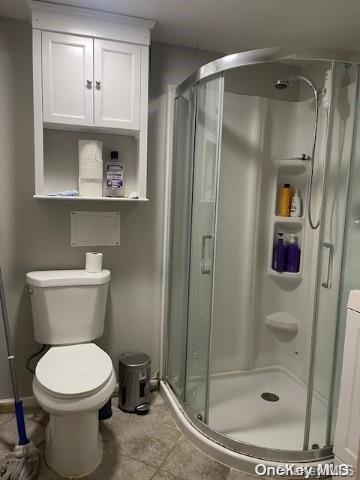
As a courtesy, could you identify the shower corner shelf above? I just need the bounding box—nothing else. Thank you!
[267,268,302,280]
[273,215,304,225]
[275,159,308,172]
[265,312,300,333]
[267,158,309,282]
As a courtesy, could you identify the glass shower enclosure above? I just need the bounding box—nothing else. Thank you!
[165,47,360,463]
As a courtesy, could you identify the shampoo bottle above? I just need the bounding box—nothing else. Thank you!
[290,189,302,217]
[279,184,292,217]
[286,234,301,273]
[273,233,286,273]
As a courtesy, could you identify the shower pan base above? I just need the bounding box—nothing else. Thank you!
[161,380,332,473]
[209,367,327,451]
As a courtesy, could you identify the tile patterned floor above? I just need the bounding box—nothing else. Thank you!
[0,392,253,480]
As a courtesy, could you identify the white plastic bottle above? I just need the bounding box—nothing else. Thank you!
[290,189,302,217]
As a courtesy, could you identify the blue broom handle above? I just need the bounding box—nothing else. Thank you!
[0,269,29,444]
[0,269,19,400]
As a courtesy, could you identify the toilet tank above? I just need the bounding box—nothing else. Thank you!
[26,270,111,345]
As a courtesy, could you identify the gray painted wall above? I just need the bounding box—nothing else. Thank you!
[0,17,219,400]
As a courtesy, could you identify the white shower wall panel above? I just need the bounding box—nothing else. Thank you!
[212,92,328,385]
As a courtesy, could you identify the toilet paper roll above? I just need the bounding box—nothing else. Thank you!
[79,140,103,167]
[85,252,103,273]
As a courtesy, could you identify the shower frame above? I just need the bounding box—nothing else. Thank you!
[164,46,360,463]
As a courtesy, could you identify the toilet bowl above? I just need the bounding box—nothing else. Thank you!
[33,343,116,478]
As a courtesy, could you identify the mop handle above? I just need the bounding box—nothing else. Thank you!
[0,269,29,445]
[0,269,19,401]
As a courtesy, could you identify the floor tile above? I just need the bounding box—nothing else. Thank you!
[152,471,185,480]
[142,403,178,430]
[0,416,45,457]
[0,395,263,480]
[110,399,177,431]
[150,391,165,407]
[161,437,230,479]
[100,412,181,468]
[84,454,156,480]
[0,413,14,427]
[37,439,156,480]
[227,470,257,480]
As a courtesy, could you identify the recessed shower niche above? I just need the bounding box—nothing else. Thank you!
[268,159,309,279]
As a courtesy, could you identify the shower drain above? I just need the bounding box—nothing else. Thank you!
[261,392,279,402]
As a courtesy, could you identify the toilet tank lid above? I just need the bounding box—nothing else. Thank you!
[26,269,111,287]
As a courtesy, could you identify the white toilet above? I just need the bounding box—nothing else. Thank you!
[26,269,116,478]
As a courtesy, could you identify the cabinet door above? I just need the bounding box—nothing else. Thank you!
[94,39,141,130]
[334,308,360,467]
[42,32,93,126]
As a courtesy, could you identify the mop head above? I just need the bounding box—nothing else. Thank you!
[0,443,40,480]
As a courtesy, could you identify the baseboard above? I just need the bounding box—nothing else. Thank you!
[0,395,39,413]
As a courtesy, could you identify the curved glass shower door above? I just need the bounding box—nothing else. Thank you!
[166,75,224,420]
[166,87,194,402]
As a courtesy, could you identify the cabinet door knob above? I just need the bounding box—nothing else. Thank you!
[96,81,101,89]
[86,79,93,88]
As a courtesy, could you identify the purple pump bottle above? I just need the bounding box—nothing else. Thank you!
[286,234,301,273]
[273,232,286,273]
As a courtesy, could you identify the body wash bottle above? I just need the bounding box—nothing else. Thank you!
[273,232,286,273]
[286,234,301,273]
[290,189,302,217]
[279,184,292,217]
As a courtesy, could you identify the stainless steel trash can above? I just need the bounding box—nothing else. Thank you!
[118,352,151,414]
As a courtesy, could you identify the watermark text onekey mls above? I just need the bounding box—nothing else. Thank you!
[255,463,354,478]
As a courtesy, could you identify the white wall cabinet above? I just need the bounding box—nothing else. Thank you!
[94,40,141,130]
[31,1,154,200]
[43,34,141,131]
[42,32,94,126]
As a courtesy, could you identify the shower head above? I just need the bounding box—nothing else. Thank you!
[274,79,289,90]
[274,74,319,97]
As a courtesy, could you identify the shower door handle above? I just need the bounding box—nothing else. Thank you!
[321,242,334,289]
[201,235,213,274]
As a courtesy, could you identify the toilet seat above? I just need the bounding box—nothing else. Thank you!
[35,343,113,399]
